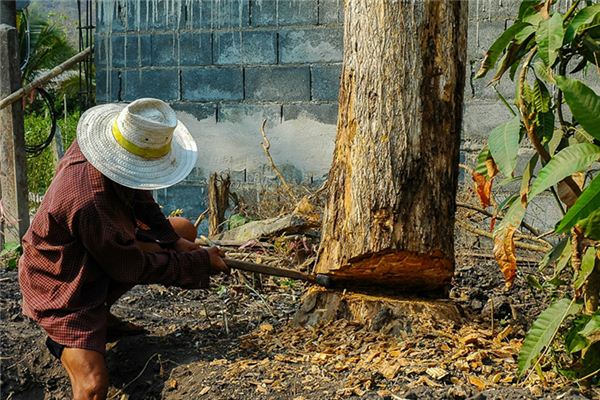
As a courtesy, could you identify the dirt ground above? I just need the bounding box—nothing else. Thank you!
[1,241,598,400]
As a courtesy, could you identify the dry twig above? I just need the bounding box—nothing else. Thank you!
[260,119,297,201]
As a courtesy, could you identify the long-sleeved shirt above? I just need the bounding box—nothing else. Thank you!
[18,141,210,353]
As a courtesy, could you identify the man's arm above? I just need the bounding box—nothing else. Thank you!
[133,190,179,244]
[76,200,211,288]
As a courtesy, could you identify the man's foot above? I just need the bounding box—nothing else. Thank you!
[106,313,147,342]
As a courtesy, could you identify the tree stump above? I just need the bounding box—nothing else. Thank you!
[294,287,462,334]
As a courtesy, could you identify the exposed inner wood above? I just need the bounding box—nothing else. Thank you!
[294,287,462,334]
[326,249,453,290]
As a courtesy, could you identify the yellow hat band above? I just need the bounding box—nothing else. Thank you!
[112,120,171,159]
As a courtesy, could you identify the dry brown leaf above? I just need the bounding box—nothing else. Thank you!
[493,224,517,289]
[472,171,493,208]
[468,375,488,391]
[486,158,499,179]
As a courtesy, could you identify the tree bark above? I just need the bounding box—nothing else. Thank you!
[315,0,468,292]
[208,172,230,237]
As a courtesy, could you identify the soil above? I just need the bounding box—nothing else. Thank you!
[1,244,598,399]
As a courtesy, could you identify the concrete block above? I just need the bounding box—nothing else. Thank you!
[318,0,343,25]
[280,28,343,63]
[245,66,310,101]
[311,64,341,101]
[188,0,249,29]
[152,33,178,66]
[124,34,153,68]
[468,0,519,22]
[283,103,338,124]
[95,69,120,103]
[122,69,179,101]
[462,100,515,141]
[94,34,108,68]
[218,103,281,127]
[151,0,182,30]
[172,102,217,122]
[214,31,277,65]
[154,182,207,223]
[251,0,317,26]
[179,32,213,66]
[108,35,125,68]
[181,68,244,101]
[96,0,126,33]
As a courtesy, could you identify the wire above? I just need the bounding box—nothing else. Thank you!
[19,8,31,73]
[24,87,59,157]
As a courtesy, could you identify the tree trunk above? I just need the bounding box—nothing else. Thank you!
[208,173,230,237]
[315,0,468,293]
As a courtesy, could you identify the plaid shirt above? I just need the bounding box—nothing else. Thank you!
[18,141,210,353]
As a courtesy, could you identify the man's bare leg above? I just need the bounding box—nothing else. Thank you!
[61,348,109,400]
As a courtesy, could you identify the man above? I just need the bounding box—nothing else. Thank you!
[18,98,228,400]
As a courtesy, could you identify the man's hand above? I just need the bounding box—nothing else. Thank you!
[206,246,229,275]
[173,238,200,252]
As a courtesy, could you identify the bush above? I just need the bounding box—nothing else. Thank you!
[24,111,79,199]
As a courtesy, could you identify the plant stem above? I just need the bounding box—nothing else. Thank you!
[494,86,517,116]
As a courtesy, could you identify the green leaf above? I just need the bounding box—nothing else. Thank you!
[555,76,600,141]
[577,208,600,240]
[515,24,537,44]
[574,247,597,289]
[475,146,491,177]
[518,298,582,376]
[477,22,532,79]
[564,4,600,43]
[520,154,539,206]
[527,143,600,201]
[556,174,600,233]
[532,79,551,113]
[518,0,541,20]
[537,112,556,145]
[496,196,527,234]
[538,237,568,272]
[565,315,592,353]
[537,12,565,67]
[491,39,534,85]
[580,313,600,345]
[547,129,564,157]
[526,274,544,290]
[489,117,522,177]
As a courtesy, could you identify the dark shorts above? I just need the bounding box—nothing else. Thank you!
[46,336,65,360]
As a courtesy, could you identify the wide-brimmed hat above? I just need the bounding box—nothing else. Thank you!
[77,98,197,190]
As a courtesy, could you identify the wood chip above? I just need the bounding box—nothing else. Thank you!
[425,367,448,380]
[468,375,487,391]
[198,386,210,396]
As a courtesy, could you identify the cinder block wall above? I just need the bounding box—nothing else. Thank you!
[95,0,574,230]
[95,0,342,125]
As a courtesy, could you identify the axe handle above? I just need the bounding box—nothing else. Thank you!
[224,258,315,283]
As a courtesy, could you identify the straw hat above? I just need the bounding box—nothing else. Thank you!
[77,98,198,190]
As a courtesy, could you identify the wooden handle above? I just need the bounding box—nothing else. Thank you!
[224,258,315,283]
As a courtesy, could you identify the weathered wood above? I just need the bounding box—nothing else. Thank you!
[294,287,462,333]
[215,213,318,242]
[315,0,468,292]
[0,23,29,244]
[208,173,230,236]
